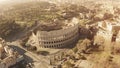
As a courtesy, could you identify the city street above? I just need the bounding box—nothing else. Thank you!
[8,41,51,68]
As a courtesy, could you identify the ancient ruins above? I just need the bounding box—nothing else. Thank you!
[27,18,79,49]
[98,21,120,42]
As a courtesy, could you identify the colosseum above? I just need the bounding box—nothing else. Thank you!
[27,18,79,48]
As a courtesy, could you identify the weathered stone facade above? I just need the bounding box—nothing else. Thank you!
[97,21,120,42]
[27,18,79,48]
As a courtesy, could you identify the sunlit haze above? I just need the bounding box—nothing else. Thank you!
[0,0,120,68]
[0,0,8,2]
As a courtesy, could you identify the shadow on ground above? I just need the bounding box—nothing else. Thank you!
[9,45,26,55]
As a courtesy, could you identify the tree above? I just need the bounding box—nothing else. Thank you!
[76,39,92,53]
[63,61,74,68]
[27,46,37,51]
[0,20,23,39]
[103,13,114,20]
[93,35,105,51]
[72,47,78,53]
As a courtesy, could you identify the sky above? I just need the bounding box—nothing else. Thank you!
[0,0,8,2]
[0,0,32,5]
[0,0,13,4]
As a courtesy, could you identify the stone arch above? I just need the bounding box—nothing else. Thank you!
[35,24,79,48]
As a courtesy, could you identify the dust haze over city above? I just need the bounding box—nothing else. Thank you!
[1,0,120,68]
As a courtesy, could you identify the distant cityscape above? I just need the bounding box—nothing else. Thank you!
[0,0,120,68]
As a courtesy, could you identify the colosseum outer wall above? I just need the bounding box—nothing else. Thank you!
[27,18,79,49]
[35,24,79,48]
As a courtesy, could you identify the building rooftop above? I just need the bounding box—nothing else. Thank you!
[0,38,24,68]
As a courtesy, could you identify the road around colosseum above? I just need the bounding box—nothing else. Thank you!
[8,41,51,68]
[7,40,69,68]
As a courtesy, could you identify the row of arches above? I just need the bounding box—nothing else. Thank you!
[39,30,79,48]
[38,27,78,41]
[41,44,64,48]
[39,30,78,44]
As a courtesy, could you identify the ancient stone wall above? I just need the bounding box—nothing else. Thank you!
[27,19,80,48]
[34,24,79,48]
